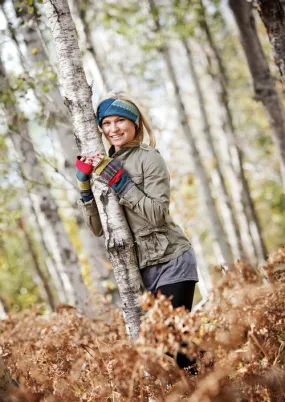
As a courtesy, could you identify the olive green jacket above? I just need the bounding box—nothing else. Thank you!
[78,144,191,269]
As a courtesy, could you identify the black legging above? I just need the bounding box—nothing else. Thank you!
[157,281,196,311]
[157,280,198,371]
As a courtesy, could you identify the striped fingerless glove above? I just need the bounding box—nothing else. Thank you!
[76,156,94,202]
[94,157,134,197]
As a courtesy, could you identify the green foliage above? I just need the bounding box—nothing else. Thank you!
[256,181,285,250]
[0,202,43,312]
[1,0,285,315]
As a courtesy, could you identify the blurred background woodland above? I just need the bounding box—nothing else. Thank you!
[0,0,285,315]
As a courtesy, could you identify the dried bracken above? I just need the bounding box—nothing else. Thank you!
[262,245,285,282]
[0,247,285,401]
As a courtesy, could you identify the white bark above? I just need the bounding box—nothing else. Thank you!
[0,299,7,319]
[171,177,213,298]
[6,131,67,303]
[9,0,117,296]
[163,47,233,265]
[0,62,91,314]
[148,0,233,265]
[17,217,56,311]
[199,4,267,262]
[183,39,244,261]
[69,0,109,93]
[190,229,212,299]
[24,190,68,303]
[4,111,68,304]
[10,130,88,312]
[43,0,143,338]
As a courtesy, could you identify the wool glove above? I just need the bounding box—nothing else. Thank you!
[94,156,134,197]
[76,156,94,202]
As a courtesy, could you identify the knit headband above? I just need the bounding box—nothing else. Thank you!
[96,98,140,128]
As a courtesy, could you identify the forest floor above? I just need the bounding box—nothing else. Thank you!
[0,246,285,402]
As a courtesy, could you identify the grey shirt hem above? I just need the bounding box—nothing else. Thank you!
[157,277,199,289]
[141,248,199,294]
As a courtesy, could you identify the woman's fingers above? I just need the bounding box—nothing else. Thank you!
[86,158,93,165]
[80,154,103,166]
[92,154,104,167]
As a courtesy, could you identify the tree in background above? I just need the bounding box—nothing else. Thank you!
[5,0,117,299]
[0,0,285,315]
[256,0,285,90]
[43,0,143,338]
[197,0,267,262]
[229,0,285,189]
[0,57,91,313]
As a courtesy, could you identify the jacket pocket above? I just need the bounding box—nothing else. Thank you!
[136,228,169,266]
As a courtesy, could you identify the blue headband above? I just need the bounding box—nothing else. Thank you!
[96,98,140,127]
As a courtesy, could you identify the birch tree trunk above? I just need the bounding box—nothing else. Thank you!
[199,1,267,261]
[0,358,18,402]
[191,229,212,299]
[165,50,233,264]
[4,81,68,306]
[69,0,109,92]
[0,298,7,319]
[24,188,67,303]
[229,0,285,190]
[0,61,91,314]
[256,0,285,89]
[16,217,56,311]
[148,0,233,265]
[43,0,143,338]
[182,39,245,261]
[9,0,118,298]
[171,187,213,296]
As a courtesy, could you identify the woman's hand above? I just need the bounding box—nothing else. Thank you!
[80,155,93,165]
[76,155,95,201]
[92,154,104,168]
[80,154,104,168]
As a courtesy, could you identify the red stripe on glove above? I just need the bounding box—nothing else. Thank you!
[108,168,124,186]
[76,156,93,175]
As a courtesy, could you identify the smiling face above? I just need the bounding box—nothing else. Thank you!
[101,115,136,151]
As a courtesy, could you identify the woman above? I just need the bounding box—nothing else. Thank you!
[76,92,199,366]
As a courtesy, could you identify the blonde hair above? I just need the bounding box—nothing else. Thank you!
[98,91,156,148]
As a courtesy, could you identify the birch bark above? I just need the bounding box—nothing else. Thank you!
[9,0,117,297]
[171,187,213,296]
[24,188,67,303]
[199,1,267,261]
[149,0,233,265]
[0,60,90,314]
[17,217,56,311]
[5,129,66,303]
[229,0,285,190]
[190,229,212,299]
[182,39,245,261]
[165,50,232,264]
[43,0,143,338]
[69,0,109,92]
[0,298,7,319]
